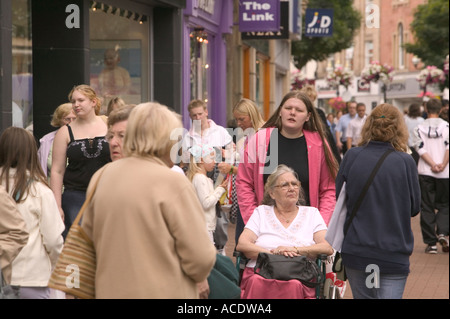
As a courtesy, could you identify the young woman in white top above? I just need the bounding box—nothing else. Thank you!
[0,127,64,299]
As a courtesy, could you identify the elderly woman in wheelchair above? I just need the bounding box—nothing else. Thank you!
[236,165,333,299]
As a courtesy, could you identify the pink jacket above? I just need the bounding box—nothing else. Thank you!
[236,127,336,225]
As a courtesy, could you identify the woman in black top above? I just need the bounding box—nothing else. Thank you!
[51,85,111,238]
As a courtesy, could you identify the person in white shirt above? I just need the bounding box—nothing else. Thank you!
[335,101,357,155]
[346,102,367,150]
[0,127,64,299]
[180,99,233,254]
[186,144,229,243]
[237,165,332,299]
[412,98,449,254]
[404,103,424,164]
[181,99,233,164]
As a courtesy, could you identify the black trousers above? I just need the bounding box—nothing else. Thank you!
[419,175,449,244]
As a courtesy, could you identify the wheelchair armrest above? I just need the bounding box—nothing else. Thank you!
[317,254,328,261]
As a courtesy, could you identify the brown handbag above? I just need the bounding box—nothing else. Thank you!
[48,169,104,299]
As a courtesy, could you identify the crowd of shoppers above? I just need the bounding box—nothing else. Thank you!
[0,81,448,299]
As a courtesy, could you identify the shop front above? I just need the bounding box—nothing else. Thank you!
[182,0,233,128]
[1,0,185,139]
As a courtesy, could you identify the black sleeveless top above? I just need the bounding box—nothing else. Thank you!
[264,130,310,205]
[63,125,111,192]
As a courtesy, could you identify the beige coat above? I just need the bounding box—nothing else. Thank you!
[0,185,29,284]
[81,156,216,299]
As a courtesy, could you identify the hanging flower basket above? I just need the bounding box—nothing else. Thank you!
[361,61,394,85]
[291,70,315,90]
[326,66,354,88]
[328,97,346,111]
[416,65,446,89]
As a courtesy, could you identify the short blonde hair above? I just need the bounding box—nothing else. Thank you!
[232,98,265,131]
[300,85,317,103]
[50,103,74,127]
[123,102,182,159]
[107,97,126,116]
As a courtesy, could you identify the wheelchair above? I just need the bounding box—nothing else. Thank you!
[233,250,329,299]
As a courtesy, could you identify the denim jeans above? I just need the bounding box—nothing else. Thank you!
[346,267,408,299]
[61,189,86,239]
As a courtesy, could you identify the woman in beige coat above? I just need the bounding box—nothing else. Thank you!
[81,102,216,298]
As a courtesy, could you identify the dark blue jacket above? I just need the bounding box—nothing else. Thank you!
[336,141,421,272]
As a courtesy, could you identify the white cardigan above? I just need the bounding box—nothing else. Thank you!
[1,168,64,287]
[191,173,226,231]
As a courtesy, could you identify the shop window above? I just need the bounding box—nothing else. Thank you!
[89,3,150,115]
[190,28,210,104]
[365,41,373,66]
[12,0,33,129]
[256,55,270,119]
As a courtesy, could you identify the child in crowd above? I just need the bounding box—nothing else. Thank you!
[186,144,229,244]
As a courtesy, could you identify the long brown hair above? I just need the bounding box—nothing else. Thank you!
[0,127,49,203]
[262,90,339,179]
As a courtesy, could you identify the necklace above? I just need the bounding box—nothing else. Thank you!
[275,207,297,224]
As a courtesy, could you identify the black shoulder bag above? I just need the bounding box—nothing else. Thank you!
[332,148,394,280]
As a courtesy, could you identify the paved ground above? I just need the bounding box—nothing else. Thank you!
[224,213,449,299]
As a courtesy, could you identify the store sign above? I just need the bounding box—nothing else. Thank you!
[239,0,280,32]
[357,79,370,92]
[304,8,333,37]
[242,1,288,39]
[197,0,215,15]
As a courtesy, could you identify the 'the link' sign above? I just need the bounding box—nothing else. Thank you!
[239,0,280,32]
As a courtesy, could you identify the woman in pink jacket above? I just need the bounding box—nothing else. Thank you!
[236,91,339,226]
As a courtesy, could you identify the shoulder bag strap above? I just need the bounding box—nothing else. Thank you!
[343,148,394,235]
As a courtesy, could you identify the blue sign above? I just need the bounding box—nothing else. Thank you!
[304,8,333,37]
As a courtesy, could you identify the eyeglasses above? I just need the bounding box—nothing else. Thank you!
[63,116,76,123]
[106,132,125,143]
[274,181,300,190]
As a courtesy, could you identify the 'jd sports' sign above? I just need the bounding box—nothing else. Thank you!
[239,0,280,33]
[304,8,333,37]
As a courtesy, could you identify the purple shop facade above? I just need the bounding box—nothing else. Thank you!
[182,0,233,128]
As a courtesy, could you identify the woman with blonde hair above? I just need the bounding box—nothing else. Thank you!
[336,103,420,299]
[50,84,111,238]
[0,127,64,299]
[80,102,216,298]
[38,103,76,179]
[223,98,265,242]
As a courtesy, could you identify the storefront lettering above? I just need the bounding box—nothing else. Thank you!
[65,4,80,29]
[197,0,215,15]
[387,82,406,92]
[242,2,274,22]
